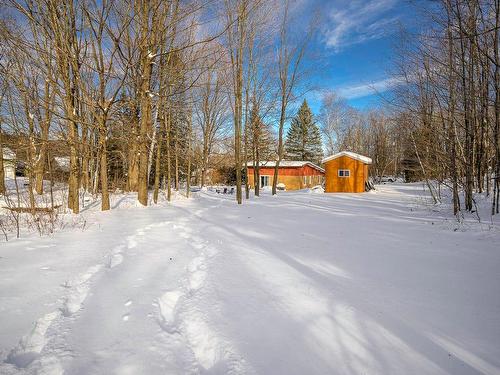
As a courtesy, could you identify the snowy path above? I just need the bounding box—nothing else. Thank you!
[1,184,499,374]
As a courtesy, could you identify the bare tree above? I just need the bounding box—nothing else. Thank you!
[223,0,252,204]
[319,91,351,155]
[272,0,310,195]
[83,0,130,210]
[194,44,229,188]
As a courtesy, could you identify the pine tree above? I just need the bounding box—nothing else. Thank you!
[285,100,323,164]
[249,107,275,162]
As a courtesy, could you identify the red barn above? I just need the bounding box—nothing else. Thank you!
[246,161,324,190]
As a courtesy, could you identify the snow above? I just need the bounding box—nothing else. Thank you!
[0,183,499,374]
[6,311,60,368]
[157,290,183,332]
[2,147,16,160]
[322,151,373,164]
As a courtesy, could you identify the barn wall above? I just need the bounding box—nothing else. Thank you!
[249,166,322,176]
[247,166,324,190]
[324,156,368,193]
[301,165,324,176]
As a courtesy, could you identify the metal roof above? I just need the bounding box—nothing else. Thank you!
[321,151,372,165]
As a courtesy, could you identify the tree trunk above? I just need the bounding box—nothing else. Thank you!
[100,124,110,211]
[457,3,473,211]
[166,111,172,202]
[0,123,5,195]
[233,4,245,205]
[175,132,179,191]
[127,111,140,192]
[272,98,287,195]
[201,133,207,187]
[186,110,192,198]
[446,10,460,216]
[153,128,163,204]
[243,89,249,200]
[63,86,80,214]
[137,5,155,206]
[147,112,158,185]
[137,67,153,206]
[34,125,49,195]
[255,150,260,196]
[493,0,500,214]
[81,127,90,192]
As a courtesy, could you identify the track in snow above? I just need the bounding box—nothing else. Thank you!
[1,184,499,375]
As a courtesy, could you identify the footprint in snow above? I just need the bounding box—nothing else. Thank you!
[191,240,205,250]
[107,253,124,269]
[157,290,183,333]
[189,270,206,292]
[35,244,57,249]
[124,300,132,307]
[127,237,138,249]
[122,313,130,322]
[205,246,218,258]
[187,257,204,273]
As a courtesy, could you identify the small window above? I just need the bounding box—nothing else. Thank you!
[338,169,350,177]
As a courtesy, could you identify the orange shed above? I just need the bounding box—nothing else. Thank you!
[322,151,372,193]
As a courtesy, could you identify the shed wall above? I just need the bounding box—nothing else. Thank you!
[324,155,368,193]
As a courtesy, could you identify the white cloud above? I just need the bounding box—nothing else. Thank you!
[323,0,400,51]
[337,76,404,99]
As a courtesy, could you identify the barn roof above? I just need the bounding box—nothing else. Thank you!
[322,151,372,165]
[246,160,325,172]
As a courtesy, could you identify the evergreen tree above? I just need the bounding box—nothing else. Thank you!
[285,100,323,164]
[249,106,275,163]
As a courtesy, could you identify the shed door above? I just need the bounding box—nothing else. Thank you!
[260,175,269,188]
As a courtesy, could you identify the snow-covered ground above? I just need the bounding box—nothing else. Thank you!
[0,183,499,374]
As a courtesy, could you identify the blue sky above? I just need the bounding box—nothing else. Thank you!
[298,0,421,113]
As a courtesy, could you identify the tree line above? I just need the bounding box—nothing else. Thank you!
[0,0,315,213]
[0,0,498,222]
[318,0,500,218]
[393,0,500,216]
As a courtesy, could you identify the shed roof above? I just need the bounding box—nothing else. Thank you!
[322,151,372,165]
[246,160,325,172]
